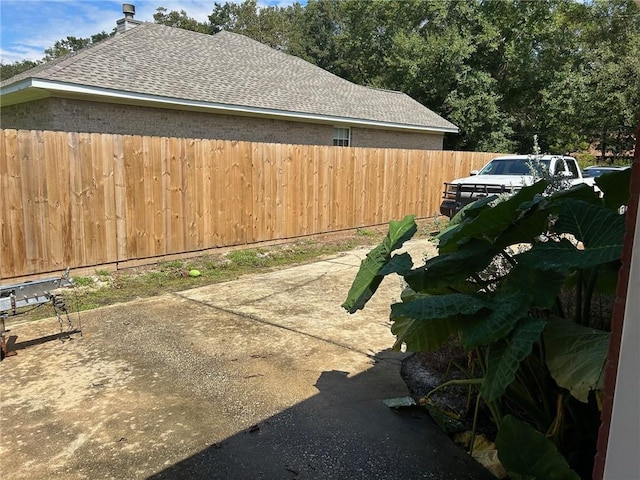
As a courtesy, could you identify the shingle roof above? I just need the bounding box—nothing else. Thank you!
[2,23,457,132]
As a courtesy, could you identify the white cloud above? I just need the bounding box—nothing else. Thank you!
[0,46,46,65]
[135,0,215,22]
[1,0,122,62]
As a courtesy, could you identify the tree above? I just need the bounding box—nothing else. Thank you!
[208,0,304,50]
[288,0,342,71]
[153,7,211,34]
[471,0,575,153]
[1,31,112,81]
[43,32,113,61]
[1,60,40,81]
[533,0,595,154]
[444,70,516,152]
[579,0,640,161]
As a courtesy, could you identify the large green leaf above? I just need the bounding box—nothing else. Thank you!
[482,317,547,402]
[404,240,499,294]
[443,194,498,230]
[437,181,548,253]
[547,182,601,205]
[390,316,462,352]
[379,252,414,276]
[594,168,631,210]
[496,415,580,480]
[389,293,485,351]
[553,199,625,248]
[461,292,527,348]
[517,237,622,273]
[593,260,623,295]
[391,293,487,320]
[342,215,417,313]
[500,264,565,309]
[544,318,610,403]
[493,198,549,249]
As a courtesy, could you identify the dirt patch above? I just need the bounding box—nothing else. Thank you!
[401,346,471,419]
[401,347,497,440]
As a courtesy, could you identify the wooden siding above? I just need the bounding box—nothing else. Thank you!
[0,129,496,280]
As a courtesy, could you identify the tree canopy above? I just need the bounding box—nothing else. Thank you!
[2,0,638,159]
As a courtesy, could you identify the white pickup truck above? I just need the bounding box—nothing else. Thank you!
[439,155,595,218]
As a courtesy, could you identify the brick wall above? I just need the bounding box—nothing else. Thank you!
[592,124,640,479]
[1,98,54,130]
[1,97,445,150]
[351,126,443,150]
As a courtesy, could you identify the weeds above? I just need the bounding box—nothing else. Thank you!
[13,224,406,323]
[73,277,95,287]
[226,248,270,267]
[11,220,444,324]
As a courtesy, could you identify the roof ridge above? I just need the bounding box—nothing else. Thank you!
[364,86,404,95]
[212,29,369,88]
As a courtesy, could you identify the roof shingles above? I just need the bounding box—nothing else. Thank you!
[2,23,457,131]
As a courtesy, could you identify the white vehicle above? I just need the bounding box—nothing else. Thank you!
[440,155,595,218]
[582,165,631,178]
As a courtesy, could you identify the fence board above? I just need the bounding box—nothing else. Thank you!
[79,133,98,265]
[17,130,34,272]
[184,138,196,250]
[239,140,252,244]
[89,133,107,265]
[0,129,497,280]
[113,135,127,261]
[0,131,8,276]
[141,136,155,256]
[251,142,265,242]
[0,130,17,277]
[286,144,298,237]
[210,140,223,247]
[98,133,117,264]
[225,141,237,244]
[44,131,64,270]
[202,139,214,245]
[32,131,48,272]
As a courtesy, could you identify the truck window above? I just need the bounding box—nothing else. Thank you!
[553,159,567,175]
[567,160,579,178]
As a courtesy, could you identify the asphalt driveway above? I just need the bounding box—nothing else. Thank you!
[0,238,492,479]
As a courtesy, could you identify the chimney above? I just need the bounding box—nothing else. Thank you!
[116,3,142,33]
[123,3,135,20]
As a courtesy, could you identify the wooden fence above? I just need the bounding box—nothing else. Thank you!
[0,129,496,280]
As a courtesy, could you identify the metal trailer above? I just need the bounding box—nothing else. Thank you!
[1,268,80,360]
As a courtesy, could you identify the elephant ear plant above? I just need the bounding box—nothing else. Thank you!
[343,168,631,480]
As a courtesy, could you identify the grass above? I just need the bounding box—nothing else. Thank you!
[8,218,446,324]
[73,277,95,287]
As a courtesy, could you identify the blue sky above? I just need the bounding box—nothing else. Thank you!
[0,0,296,64]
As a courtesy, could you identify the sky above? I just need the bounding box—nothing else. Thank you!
[0,0,295,64]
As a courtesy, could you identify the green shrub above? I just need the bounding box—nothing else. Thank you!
[343,168,631,478]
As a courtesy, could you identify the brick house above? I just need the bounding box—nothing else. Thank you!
[0,8,458,149]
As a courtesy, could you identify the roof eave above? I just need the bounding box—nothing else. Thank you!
[1,79,459,135]
[0,78,53,106]
[1,78,33,95]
